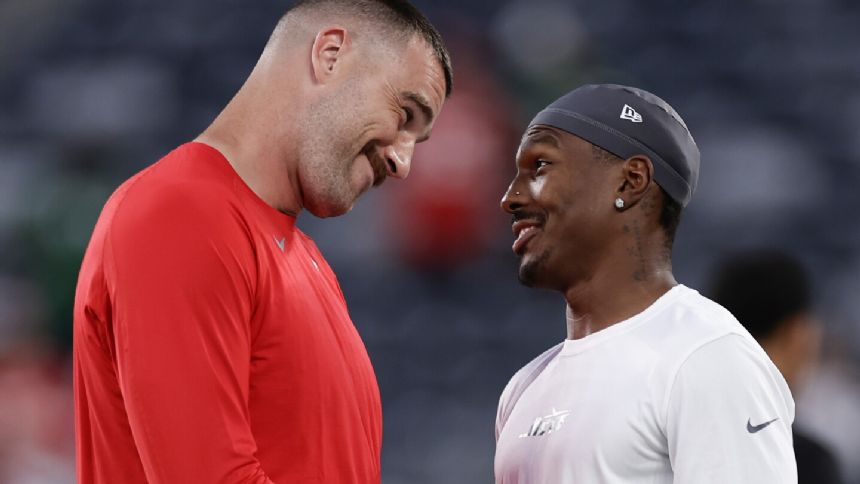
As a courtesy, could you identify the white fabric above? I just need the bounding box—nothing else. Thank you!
[494,285,796,484]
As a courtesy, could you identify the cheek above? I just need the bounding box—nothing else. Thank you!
[533,176,580,214]
[355,116,399,150]
[531,177,548,196]
[540,179,609,237]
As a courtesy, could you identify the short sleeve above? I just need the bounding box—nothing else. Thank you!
[666,333,797,483]
[495,344,563,441]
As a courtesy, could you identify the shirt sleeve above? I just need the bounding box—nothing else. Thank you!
[495,344,563,441]
[495,378,513,442]
[666,333,797,483]
[104,186,273,484]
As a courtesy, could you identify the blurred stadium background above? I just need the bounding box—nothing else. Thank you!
[2,0,860,482]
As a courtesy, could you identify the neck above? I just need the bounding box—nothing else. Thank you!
[564,230,676,340]
[195,66,304,216]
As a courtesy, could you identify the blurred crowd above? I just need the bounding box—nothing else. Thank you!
[2,0,860,482]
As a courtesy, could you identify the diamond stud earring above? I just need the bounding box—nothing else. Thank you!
[614,198,625,209]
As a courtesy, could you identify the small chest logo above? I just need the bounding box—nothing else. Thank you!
[518,408,571,438]
[273,236,285,252]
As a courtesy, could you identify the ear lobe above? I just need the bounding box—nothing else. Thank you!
[310,27,349,83]
[616,155,654,207]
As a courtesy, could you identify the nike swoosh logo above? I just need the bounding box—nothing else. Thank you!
[747,417,779,433]
[273,236,285,252]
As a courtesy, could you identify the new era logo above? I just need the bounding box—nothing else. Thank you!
[620,104,643,123]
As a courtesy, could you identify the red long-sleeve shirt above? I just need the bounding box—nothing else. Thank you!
[73,142,382,483]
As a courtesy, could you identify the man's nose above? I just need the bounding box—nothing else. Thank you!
[382,136,416,179]
[501,182,526,214]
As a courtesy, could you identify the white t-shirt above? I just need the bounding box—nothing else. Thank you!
[494,285,797,484]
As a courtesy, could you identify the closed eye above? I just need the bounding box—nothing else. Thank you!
[402,107,414,126]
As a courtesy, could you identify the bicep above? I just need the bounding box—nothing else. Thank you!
[666,334,796,483]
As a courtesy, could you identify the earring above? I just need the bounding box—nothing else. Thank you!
[516,191,521,196]
[614,197,625,209]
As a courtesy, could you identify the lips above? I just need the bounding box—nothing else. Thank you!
[511,219,542,255]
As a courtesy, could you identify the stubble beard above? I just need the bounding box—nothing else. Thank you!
[301,142,356,217]
[518,249,551,287]
[298,102,364,218]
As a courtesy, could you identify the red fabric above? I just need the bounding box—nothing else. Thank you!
[73,143,382,484]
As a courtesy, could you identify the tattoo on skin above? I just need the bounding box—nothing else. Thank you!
[630,221,647,282]
[640,188,659,214]
[641,196,654,211]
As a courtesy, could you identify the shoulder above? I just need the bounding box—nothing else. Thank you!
[105,144,251,242]
[664,333,797,481]
[665,332,794,427]
[660,287,777,383]
[663,285,750,338]
[118,144,238,214]
[496,343,564,431]
[502,343,564,397]
[659,285,780,374]
[672,332,785,390]
[637,285,760,366]
[98,144,258,275]
[629,286,792,420]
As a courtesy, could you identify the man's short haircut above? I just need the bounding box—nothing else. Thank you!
[709,250,812,342]
[286,0,452,97]
[590,144,682,247]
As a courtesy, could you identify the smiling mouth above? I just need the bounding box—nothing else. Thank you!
[511,219,543,255]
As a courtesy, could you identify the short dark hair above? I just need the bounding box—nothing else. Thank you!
[289,0,453,97]
[590,144,682,247]
[709,250,812,341]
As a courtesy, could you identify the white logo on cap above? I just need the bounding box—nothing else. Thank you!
[620,104,643,123]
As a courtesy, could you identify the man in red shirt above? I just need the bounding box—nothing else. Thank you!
[72,1,451,482]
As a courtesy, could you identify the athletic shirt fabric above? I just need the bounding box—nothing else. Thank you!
[494,285,797,483]
[73,142,382,483]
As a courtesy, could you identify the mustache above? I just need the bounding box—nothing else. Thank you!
[511,211,545,226]
[364,145,389,187]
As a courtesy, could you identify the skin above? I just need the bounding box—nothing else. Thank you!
[501,126,677,340]
[196,13,446,217]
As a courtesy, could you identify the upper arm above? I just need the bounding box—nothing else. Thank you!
[496,379,514,441]
[105,186,271,483]
[666,334,797,483]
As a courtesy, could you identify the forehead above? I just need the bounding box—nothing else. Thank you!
[386,36,446,112]
[518,125,592,158]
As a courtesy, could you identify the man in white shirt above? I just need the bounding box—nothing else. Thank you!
[495,84,797,484]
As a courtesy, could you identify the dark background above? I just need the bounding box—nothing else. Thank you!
[2,0,860,482]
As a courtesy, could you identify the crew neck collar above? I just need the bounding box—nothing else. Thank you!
[560,284,690,356]
[188,141,298,226]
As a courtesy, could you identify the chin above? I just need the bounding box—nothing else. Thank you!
[517,250,551,288]
[308,205,352,218]
[304,194,354,218]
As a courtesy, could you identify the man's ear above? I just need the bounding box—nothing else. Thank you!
[310,27,350,83]
[615,155,654,209]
